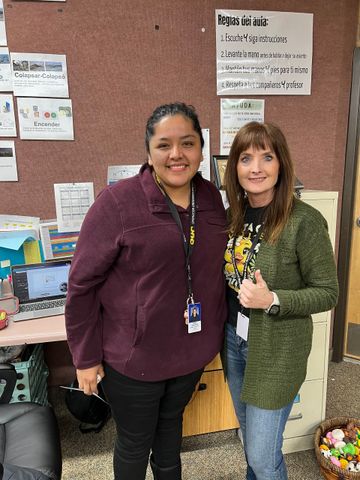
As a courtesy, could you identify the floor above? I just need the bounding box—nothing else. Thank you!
[49,359,360,479]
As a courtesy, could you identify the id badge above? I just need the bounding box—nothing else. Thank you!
[236,312,249,341]
[187,302,201,334]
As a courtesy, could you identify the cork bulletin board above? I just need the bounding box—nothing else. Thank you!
[0,0,358,220]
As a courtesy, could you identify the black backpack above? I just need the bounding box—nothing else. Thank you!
[64,379,111,433]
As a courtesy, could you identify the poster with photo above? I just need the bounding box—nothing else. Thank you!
[17,97,74,140]
[0,48,12,91]
[0,94,16,137]
[11,53,69,97]
[0,141,17,181]
[0,1,7,47]
[216,10,313,95]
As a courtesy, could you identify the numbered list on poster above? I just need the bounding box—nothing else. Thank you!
[216,10,313,95]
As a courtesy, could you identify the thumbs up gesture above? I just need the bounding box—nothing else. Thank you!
[238,269,274,309]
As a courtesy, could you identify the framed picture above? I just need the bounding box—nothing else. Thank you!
[39,221,79,260]
[212,155,228,190]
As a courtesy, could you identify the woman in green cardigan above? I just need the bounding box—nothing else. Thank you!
[223,122,339,480]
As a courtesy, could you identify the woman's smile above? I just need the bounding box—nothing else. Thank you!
[147,114,203,204]
[237,145,280,207]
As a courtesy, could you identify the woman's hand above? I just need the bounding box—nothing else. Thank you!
[239,269,273,310]
[76,364,105,396]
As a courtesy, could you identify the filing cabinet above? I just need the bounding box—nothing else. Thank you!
[283,190,338,453]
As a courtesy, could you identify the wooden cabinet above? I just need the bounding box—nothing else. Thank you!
[183,191,338,448]
[183,355,239,436]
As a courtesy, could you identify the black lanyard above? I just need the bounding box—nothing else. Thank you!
[230,224,263,289]
[157,179,196,305]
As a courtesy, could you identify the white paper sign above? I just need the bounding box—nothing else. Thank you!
[54,183,94,233]
[11,53,69,97]
[0,141,17,181]
[216,10,313,95]
[0,48,12,91]
[0,95,16,137]
[107,165,142,186]
[221,99,265,154]
[0,2,7,46]
[0,215,39,230]
[198,128,210,181]
[17,97,74,140]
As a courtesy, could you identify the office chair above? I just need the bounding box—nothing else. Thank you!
[0,364,62,480]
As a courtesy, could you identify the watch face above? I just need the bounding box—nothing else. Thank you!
[269,304,280,315]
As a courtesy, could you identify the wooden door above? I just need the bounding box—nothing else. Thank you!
[344,146,360,359]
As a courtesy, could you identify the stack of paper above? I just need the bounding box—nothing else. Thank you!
[0,215,41,278]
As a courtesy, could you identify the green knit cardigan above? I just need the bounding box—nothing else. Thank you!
[226,198,339,410]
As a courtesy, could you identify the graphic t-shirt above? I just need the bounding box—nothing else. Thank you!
[224,206,265,327]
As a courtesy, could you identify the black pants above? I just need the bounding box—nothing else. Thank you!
[102,363,203,480]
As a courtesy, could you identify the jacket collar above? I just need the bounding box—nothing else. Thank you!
[139,163,216,214]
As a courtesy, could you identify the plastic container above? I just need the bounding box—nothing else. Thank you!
[10,344,49,405]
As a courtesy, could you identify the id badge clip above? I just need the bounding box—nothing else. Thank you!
[187,301,201,334]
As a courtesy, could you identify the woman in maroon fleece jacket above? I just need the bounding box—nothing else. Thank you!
[65,102,227,480]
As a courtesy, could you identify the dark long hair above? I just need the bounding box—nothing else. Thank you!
[224,122,295,243]
[145,102,204,154]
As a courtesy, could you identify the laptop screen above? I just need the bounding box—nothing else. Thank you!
[11,260,72,305]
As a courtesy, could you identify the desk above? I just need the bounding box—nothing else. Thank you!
[0,315,66,346]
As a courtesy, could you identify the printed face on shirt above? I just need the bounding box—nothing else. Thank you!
[237,145,280,207]
[224,235,252,278]
[147,114,203,198]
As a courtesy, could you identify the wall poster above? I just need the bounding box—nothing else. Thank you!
[17,97,74,140]
[220,98,264,154]
[216,10,313,95]
[11,53,69,98]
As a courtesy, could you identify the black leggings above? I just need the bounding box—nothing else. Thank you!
[101,363,203,480]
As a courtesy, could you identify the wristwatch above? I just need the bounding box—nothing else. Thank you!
[264,292,280,315]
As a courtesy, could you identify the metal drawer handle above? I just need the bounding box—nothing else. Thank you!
[288,413,303,421]
[198,383,207,391]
